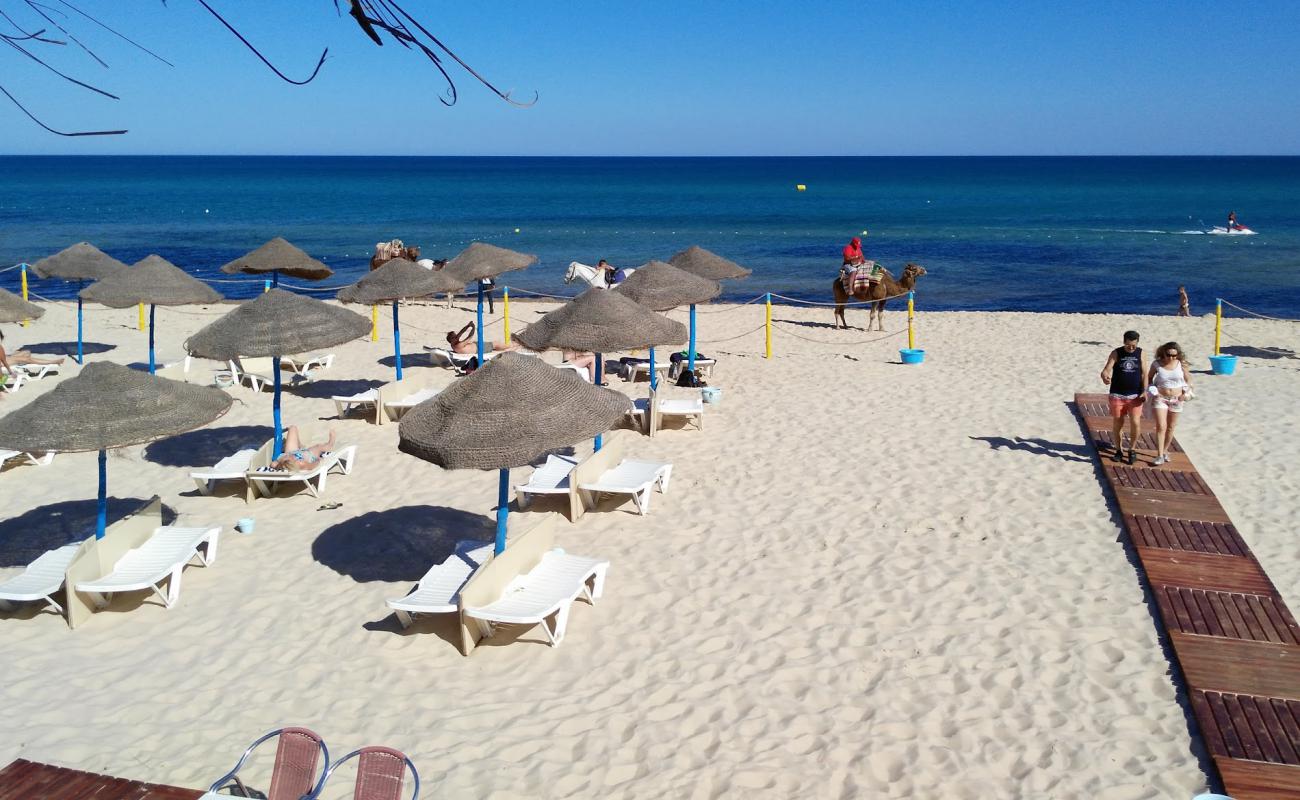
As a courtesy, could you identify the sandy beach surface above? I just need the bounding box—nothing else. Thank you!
[1,295,1296,799]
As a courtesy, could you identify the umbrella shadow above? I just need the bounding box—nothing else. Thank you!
[312,505,495,584]
[0,497,176,569]
[291,378,387,400]
[968,435,1093,463]
[1220,344,1297,360]
[1074,340,1108,346]
[142,424,275,468]
[20,340,115,356]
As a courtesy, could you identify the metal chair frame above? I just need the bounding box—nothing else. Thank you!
[209,727,330,800]
[309,746,419,800]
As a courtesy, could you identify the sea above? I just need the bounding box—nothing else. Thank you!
[2,156,1298,316]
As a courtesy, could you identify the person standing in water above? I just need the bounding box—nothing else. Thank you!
[1177,285,1190,317]
[1100,330,1146,464]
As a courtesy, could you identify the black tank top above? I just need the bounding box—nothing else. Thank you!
[1110,347,1143,395]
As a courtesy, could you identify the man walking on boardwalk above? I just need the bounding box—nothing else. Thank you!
[1100,330,1146,465]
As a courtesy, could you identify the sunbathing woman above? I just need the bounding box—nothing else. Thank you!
[270,426,336,471]
[446,322,515,355]
[0,330,65,369]
[562,349,598,380]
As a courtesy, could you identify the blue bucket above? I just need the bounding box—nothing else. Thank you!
[900,348,926,365]
[1209,354,1238,375]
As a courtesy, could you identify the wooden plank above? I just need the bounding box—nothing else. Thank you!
[0,761,201,800]
[1215,758,1300,800]
[1173,634,1300,699]
[1111,487,1232,523]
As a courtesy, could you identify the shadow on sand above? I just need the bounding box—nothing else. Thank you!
[142,424,275,468]
[1220,344,1297,360]
[0,498,176,568]
[291,377,387,401]
[312,505,495,584]
[969,435,1093,463]
[21,340,115,356]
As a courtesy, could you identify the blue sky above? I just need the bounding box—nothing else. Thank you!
[1,1,1298,155]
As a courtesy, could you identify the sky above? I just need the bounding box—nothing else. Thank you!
[1,0,1298,155]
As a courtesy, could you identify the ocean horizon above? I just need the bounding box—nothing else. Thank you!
[3,155,1298,315]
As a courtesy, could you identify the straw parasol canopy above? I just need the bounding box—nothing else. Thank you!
[184,288,370,360]
[219,237,334,281]
[513,288,688,353]
[0,362,232,453]
[31,242,129,282]
[336,258,465,304]
[444,242,537,281]
[398,352,633,470]
[668,246,752,280]
[0,287,44,323]
[614,260,722,311]
[80,255,223,308]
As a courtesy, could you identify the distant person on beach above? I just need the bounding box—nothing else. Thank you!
[446,322,515,355]
[0,330,65,395]
[1177,286,1191,317]
[1146,342,1193,467]
[1100,330,1145,464]
[270,426,336,471]
[479,276,496,313]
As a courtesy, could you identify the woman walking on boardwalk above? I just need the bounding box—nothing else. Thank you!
[1146,342,1194,466]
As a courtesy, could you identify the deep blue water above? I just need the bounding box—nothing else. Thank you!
[2,156,1298,315]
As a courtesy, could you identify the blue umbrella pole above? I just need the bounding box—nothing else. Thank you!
[76,288,84,365]
[148,303,157,374]
[475,282,486,363]
[649,347,657,391]
[594,353,604,452]
[271,270,280,288]
[96,449,107,540]
[272,356,284,459]
[495,468,509,555]
[688,304,697,373]
[392,300,403,381]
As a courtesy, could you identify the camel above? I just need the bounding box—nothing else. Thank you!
[832,263,927,331]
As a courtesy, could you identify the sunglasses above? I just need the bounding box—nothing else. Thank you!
[1164,351,1179,357]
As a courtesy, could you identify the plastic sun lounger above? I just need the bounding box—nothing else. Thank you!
[622,360,671,382]
[463,550,609,648]
[73,526,220,610]
[382,387,440,422]
[556,364,591,382]
[0,448,56,468]
[190,447,258,495]
[0,544,81,615]
[515,454,579,509]
[669,357,717,379]
[246,445,358,499]
[423,346,473,369]
[282,352,334,376]
[229,357,279,392]
[578,458,673,515]
[386,542,492,627]
[333,389,381,422]
[0,363,55,392]
[631,395,705,435]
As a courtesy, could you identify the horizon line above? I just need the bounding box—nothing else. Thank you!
[3,153,1299,159]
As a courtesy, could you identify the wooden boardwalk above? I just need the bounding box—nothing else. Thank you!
[1075,393,1300,799]
[0,759,202,800]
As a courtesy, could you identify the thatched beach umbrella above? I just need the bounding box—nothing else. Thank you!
[399,353,632,554]
[444,242,538,362]
[0,362,231,539]
[220,237,334,287]
[185,289,370,457]
[615,261,722,389]
[337,258,465,380]
[31,242,129,364]
[669,246,751,373]
[0,287,44,323]
[80,255,223,374]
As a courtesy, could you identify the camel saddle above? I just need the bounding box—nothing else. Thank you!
[842,261,883,294]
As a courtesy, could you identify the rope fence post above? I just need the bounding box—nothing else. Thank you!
[138,302,146,332]
[907,291,915,350]
[263,280,271,294]
[503,286,511,345]
[20,263,29,327]
[765,293,772,359]
[371,305,378,342]
[1214,298,1222,355]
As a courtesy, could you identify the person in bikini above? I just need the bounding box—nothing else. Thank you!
[0,329,65,396]
[270,426,336,471]
[1099,330,1146,464]
[1146,342,1193,467]
[445,322,515,355]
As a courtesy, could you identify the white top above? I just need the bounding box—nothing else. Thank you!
[1153,361,1188,390]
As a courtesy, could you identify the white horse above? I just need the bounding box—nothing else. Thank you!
[565,261,635,289]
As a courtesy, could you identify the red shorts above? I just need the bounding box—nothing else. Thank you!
[1108,394,1144,417]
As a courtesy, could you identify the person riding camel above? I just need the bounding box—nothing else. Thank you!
[840,234,882,293]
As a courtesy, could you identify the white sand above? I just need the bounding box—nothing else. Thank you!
[1,296,1296,799]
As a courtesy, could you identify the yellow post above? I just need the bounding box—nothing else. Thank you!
[503,286,511,345]
[138,302,146,331]
[20,264,29,328]
[764,293,772,359]
[907,291,915,350]
[371,305,379,342]
[1214,298,1222,355]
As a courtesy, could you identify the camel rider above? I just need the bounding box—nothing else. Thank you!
[841,234,883,291]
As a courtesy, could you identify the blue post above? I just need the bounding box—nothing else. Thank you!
[392,300,403,381]
[147,303,157,374]
[95,449,107,540]
[76,289,84,365]
[263,279,271,294]
[495,468,509,555]
[688,304,697,373]
[475,281,486,363]
[271,271,279,288]
[594,353,604,451]
[272,357,284,459]
[649,347,657,391]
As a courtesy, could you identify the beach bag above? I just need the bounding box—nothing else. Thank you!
[676,369,705,388]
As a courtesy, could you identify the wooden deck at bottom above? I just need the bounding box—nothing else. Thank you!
[0,759,202,800]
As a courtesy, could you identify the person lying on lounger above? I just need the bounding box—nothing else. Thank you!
[270,426,336,471]
[0,329,65,370]
[446,322,516,355]
[562,349,598,377]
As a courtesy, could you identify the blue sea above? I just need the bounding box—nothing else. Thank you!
[2,156,1298,315]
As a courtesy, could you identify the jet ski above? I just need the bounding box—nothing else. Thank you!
[1209,225,1257,235]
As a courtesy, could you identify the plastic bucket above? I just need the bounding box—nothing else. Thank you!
[899,348,926,365]
[1191,794,1235,800]
[1209,354,1238,375]
[237,517,255,535]
[701,386,722,405]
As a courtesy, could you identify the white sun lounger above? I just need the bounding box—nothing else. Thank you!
[669,357,716,379]
[1,449,56,468]
[463,550,609,648]
[631,392,704,436]
[577,459,672,515]
[245,445,358,499]
[282,352,334,376]
[73,525,220,610]
[386,541,492,627]
[332,388,381,423]
[229,357,279,391]
[382,387,440,422]
[515,454,579,509]
[622,360,671,383]
[190,447,259,495]
[423,346,474,369]
[0,544,81,615]
[556,364,591,382]
[0,363,57,392]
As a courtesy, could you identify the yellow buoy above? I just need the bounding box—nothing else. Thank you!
[795,184,806,192]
